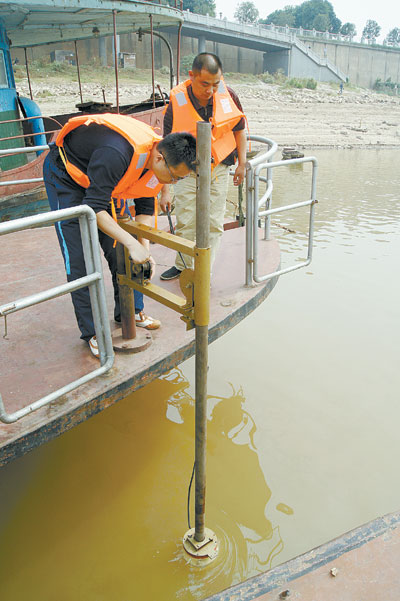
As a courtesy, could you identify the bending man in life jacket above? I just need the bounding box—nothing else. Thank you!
[43,113,196,357]
[159,52,247,281]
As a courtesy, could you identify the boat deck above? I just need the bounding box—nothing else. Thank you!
[205,511,400,601]
[0,217,280,465]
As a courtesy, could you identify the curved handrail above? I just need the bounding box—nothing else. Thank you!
[252,156,318,284]
[246,134,278,168]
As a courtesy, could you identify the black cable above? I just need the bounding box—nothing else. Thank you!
[187,461,195,529]
[166,207,187,269]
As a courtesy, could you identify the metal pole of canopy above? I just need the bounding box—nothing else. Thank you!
[74,41,83,104]
[176,22,182,85]
[23,48,33,100]
[182,122,219,564]
[112,9,120,113]
[150,15,156,109]
[140,30,174,90]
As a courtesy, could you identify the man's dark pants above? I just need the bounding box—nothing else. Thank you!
[43,146,143,341]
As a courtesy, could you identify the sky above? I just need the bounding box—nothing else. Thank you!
[215,0,400,43]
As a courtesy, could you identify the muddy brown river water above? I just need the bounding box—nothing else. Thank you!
[0,148,399,600]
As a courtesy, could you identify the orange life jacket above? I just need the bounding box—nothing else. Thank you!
[55,113,163,202]
[168,77,244,165]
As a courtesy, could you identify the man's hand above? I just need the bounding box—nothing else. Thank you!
[160,185,171,213]
[149,255,156,280]
[127,240,150,264]
[233,164,246,186]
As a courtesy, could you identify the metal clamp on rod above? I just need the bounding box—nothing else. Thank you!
[130,260,152,285]
[117,220,198,330]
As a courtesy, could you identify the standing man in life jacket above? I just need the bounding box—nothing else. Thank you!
[43,113,196,357]
[159,52,247,280]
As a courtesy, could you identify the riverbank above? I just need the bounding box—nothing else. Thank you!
[16,71,400,149]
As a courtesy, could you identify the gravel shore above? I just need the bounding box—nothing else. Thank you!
[18,78,400,149]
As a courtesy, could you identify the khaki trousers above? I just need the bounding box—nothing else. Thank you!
[172,163,230,271]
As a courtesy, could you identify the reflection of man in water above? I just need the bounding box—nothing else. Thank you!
[206,386,283,573]
[164,372,285,576]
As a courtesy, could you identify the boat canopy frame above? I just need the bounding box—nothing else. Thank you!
[1,0,184,114]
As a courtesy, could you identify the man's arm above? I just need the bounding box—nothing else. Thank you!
[96,210,150,263]
[233,128,247,186]
[160,102,173,212]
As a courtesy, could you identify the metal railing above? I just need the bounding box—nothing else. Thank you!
[0,144,49,187]
[184,13,386,47]
[244,135,317,285]
[0,205,114,423]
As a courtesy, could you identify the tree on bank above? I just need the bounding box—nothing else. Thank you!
[181,0,216,16]
[385,27,400,46]
[362,20,381,42]
[234,1,259,23]
[340,22,356,37]
[296,0,341,32]
[260,0,341,33]
[260,7,296,27]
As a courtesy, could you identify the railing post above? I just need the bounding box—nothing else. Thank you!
[245,166,253,286]
[116,241,137,340]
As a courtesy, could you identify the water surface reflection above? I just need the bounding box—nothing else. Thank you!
[0,369,287,601]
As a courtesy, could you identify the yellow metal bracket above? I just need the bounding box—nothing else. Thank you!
[194,247,211,327]
[118,220,207,331]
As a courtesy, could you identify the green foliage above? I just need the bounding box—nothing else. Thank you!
[373,77,400,95]
[182,0,216,16]
[312,13,330,32]
[257,71,275,83]
[179,54,196,76]
[257,70,317,90]
[257,68,287,84]
[341,22,356,37]
[294,0,340,32]
[260,8,296,27]
[261,0,341,33]
[362,19,381,42]
[287,77,303,88]
[385,27,400,46]
[234,1,259,23]
[305,78,317,89]
[286,76,318,89]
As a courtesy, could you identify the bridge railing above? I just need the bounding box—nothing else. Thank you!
[183,12,295,45]
[183,12,394,48]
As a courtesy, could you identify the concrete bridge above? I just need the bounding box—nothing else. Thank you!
[173,12,346,83]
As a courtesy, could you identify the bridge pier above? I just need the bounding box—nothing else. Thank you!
[198,35,206,54]
[99,37,107,67]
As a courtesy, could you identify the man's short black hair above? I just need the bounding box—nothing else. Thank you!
[158,132,197,171]
[192,53,223,75]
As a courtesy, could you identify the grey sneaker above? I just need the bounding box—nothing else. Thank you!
[160,266,182,281]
